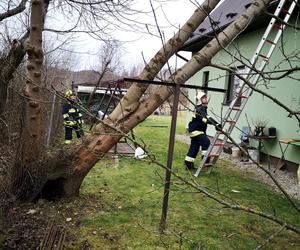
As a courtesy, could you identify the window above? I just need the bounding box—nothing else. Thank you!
[202,71,209,94]
[225,66,245,106]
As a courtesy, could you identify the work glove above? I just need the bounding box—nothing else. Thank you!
[216,124,222,131]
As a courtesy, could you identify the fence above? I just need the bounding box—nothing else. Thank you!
[0,78,63,205]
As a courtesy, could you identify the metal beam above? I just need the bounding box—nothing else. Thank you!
[175,52,189,62]
[123,77,226,93]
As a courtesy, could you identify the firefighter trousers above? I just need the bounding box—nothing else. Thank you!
[185,133,210,163]
[64,125,84,141]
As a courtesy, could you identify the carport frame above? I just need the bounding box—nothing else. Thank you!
[124,77,226,232]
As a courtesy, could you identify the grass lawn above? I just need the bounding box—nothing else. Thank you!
[70,115,300,249]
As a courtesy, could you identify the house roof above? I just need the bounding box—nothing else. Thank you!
[180,0,280,52]
[76,85,128,95]
[72,78,130,89]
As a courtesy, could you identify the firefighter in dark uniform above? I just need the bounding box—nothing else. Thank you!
[184,91,221,170]
[62,90,84,144]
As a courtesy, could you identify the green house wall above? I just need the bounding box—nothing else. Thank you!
[186,23,300,164]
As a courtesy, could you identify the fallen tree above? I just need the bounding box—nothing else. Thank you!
[36,0,273,199]
[3,0,297,205]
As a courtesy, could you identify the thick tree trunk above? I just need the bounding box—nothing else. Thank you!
[0,0,50,201]
[52,0,271,198]
[24,0,45,162]
[38,132,122,198]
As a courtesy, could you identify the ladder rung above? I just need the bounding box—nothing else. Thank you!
[203,163,213,167]
[259,54,269,60]
[226,120,236,124]
[240,95,248,99]
[273,23,283,29]
[232,107,242,111]
[214,143,225,146]
[281,8,290,15]
[266,39,275,45]
[209,154,219,158]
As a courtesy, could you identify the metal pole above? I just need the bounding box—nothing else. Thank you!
[159,84,180,233]
[123,77,226,93]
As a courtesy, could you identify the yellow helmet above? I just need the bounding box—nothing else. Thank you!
[65,90,74,98]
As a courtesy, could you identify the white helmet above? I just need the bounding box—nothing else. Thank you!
[196,91,207,104]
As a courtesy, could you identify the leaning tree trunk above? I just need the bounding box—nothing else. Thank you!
[38,0,272,199]
[109,0,221,122]
[23,0,45,163]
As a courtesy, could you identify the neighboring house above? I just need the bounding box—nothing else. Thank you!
[180,0,300,169]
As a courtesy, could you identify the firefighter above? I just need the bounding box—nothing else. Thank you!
[62,90,84,144]
[184,91,221,170]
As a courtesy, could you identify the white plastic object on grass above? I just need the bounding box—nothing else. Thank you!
[98,110,107,119]
[134,147,147,159]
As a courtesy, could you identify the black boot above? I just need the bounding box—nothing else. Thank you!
[184,160,196,170]
[206,156,211,164]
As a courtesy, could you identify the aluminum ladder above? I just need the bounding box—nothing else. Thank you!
[194,0,297,177]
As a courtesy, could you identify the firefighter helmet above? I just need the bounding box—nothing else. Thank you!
[65,89,74,98]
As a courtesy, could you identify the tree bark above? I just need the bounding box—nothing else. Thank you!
[109,0,221,123]
[24,0,45,162]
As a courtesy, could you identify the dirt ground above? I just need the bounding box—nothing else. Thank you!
[220,153,300,200]
[2,196,105,249]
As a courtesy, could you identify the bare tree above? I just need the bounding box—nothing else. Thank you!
[0,0,28,22]
[87,40,123,107]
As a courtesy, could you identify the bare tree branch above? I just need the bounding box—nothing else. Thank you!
[0,0,28,22]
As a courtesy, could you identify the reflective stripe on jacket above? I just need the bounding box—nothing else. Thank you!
[190,131,204,137]
[62,102,83,126]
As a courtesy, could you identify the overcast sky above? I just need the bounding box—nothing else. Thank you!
[75,0,200,71]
